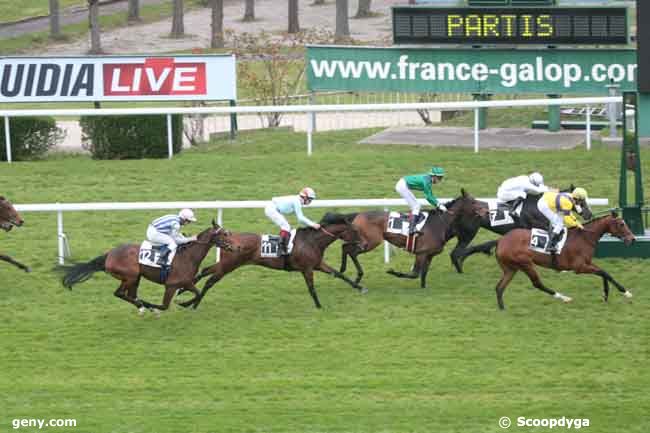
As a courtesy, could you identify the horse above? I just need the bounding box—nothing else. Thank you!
[477,211,635,310]
[62,220,233,314]
[449,186,593,273]
[339,189,488,289]
[183,213,364,310]
[0,196,30,273]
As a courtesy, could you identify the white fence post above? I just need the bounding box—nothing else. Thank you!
[57,208,65,265]
[586,105,591,151]
[166,113,173,159]
[384,206,390,264]
[307,109,314,156]
[474,108,479,153]
[4,116,11,163]
[216,208,223,262]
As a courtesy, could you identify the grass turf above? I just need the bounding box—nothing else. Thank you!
[1,128,649,433]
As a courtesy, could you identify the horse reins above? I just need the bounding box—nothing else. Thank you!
[320,226,337,238]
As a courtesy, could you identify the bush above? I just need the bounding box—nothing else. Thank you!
[80,115,183,159]
[0,117,63,161]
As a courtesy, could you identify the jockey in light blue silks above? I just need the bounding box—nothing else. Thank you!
[264,187,321,255]
[146,208,197,273]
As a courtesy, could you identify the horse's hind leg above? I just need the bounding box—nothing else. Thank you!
[495,267,517,310]
[521,264,572,304]
[386,254,427,280]
[113,279,145,313]
[0,253,31,272]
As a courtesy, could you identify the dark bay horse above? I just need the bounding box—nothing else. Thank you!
[339,189,488,289]
[62,221,232,314]
[483,212,635,310]
[449,187,593,273]
[184,213,364,310]
[0,196,30,273]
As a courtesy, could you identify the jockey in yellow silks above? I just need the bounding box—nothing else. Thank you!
[537,188,588,253]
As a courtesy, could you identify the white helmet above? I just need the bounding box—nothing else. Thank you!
[178,208,197,222]
[529,172,544,187]
[299,187,316,200]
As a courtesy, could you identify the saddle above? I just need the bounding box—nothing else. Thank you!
[386,211,429,236]
[260,230,297,258]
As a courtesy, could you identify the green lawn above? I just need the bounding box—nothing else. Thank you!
[0,0,84,23]
[1,129,649,433]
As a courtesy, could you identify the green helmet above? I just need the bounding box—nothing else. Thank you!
[430,166,445,177]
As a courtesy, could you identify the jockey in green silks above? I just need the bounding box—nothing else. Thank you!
[395,167,446,235]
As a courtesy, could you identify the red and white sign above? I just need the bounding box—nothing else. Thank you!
[0,55,236,102]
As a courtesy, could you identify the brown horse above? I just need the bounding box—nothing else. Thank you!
[183,213,364,310]
[62,220,232,314]
[0,196,30,273]
[485,211,635,310]
[339,189,488,289]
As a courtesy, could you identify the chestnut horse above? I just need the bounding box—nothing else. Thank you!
[184,213,363,310]
[62,221,232,314]
[0,196,30,273]
[482,212,635,310]
[339,189,488,289]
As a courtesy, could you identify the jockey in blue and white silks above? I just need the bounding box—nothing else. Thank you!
[264,187,320,255]
[146,208,197,268]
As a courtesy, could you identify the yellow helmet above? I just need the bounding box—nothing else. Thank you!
[571,187,588,201]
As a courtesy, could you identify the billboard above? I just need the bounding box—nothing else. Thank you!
[0,55,237,103]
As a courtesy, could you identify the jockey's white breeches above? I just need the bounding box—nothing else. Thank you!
[264,204,291,232]
[497,187,527,203]
[396,178,420,215]
[146,225,178,262]
[537,199,564,234]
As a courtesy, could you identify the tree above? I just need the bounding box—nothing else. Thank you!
[49,0,62,39]
[355,0,372,18]
[210,0,224,48]
[171,0,185,38]
[335,0,349,40]
[88,0,102,53]
[243,0,255,21]
[128,0,141,23]
[288,0,299,34]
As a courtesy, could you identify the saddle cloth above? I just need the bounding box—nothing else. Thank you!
[386,211,429,235]
[138,240,172,268]
[260,229,298,258]
[489,202,516,227]
[529,228,568,254]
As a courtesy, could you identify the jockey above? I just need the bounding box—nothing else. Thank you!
[395,166,446,235]
[146,208,197,273]
[496,172,549,216]
[264,187,321,255]
[537,188,588,253]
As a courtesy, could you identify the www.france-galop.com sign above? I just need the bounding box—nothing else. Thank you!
[0,55,237,102]
[307,46,637,94]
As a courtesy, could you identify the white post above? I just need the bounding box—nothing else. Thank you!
[474,108,479,153]
[216,208,223,262]
[166,113,173,159]
[586,105,591,151]
[307,109,313,156]
[384,206,390,264]
[57,208,65,265]
[4,116,11,163]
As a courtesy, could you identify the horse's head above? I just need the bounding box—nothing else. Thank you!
[446,189,489,220]
[0,196,24,232]
[605,211,635,246]
[319,212,367,250]
[196,219,234,251]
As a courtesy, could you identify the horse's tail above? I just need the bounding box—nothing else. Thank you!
[62,254,107,289]
[455,239,499,264]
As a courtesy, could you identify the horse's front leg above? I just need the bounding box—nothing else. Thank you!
[302,268,322,309]
[317,260,367,294]
[0,253,31,273]
[176,284,201,308]
[576,264,633,300]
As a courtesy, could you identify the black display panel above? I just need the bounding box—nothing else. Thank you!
[638,1,650,92]
[393,7,629,45]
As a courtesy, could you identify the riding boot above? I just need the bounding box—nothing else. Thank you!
[408,213,419,236]
[508,197,524,217]
[158,245,172,282]
[279,231,291,256]
[547,231,562,254]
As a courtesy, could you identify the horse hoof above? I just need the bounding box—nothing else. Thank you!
[563,297,573,303]
[624,291,633,299]
[151,308,161,317]
[360,287,368,294]
[138,307,146,316]
[24,267,32,273]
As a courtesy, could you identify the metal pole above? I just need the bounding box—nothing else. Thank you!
[4,116,11,163]
[586,105,592,151]
[57,208,64,265]
[307,109,313,156]
[166,113,173,159]
[384,206,390,263]
[474,108,479,153]
[309,92,317,133]
[216,208,223,262]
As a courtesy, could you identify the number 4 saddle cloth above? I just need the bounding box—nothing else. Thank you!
[529,228,568,255]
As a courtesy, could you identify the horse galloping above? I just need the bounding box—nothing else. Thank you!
[339,189,488,289]
[481,212,635,310]
[0,196,30,273]
[62,220,232,314]
[185,213,364,310]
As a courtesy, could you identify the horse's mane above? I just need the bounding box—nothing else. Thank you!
[319,212,357,225]
[584,211,617,225]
